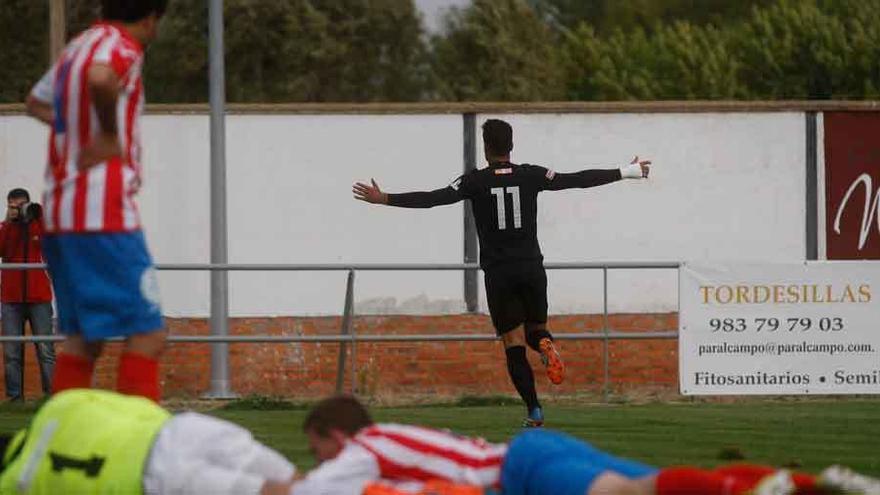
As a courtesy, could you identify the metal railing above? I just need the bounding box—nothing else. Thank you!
[0,261,680,400]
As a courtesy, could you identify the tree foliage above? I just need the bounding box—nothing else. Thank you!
[560,0,880,100]
[735,0,880,99]
[533,0,775,34]
[0,0,877,103]
[151,0,430,103]
[563,22,744,100]
[3,0,428,103]
[0,0,48,103]
[431,0,566,101]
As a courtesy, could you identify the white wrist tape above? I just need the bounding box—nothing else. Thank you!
[619,162,644,179]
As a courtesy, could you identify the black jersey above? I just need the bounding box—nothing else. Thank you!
[387,162,622,269]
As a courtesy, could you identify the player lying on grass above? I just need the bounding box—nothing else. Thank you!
[3,393,877,495]
[297,396,880,495]
[353,118,651,427]
[368,463,880,495]
[0,389,296,495]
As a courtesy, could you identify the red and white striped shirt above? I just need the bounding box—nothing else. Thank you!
[293,424,507,495]
[354,424,506,487]
[30,22,145,234]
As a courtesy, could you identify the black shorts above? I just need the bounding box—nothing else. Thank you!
[484,261,548,335]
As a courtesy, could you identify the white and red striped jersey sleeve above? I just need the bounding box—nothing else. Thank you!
[291,442,381,495]
[353,424,506,488]
[30,66,56,103]
[290,424,505,495]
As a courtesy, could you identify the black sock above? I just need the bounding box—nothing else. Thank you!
[505,346,540,412]
[525,329,553,353]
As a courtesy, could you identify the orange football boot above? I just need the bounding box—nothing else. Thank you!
[539,337,565,385]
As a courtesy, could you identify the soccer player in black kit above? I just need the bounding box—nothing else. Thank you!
[353,119,650,427]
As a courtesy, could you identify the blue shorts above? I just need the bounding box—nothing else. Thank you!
[42,231,163,341]
[501,430,657,495]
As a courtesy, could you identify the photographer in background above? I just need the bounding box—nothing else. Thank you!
[0,188,54,401]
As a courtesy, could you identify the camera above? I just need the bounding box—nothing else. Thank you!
[15,202,42,223]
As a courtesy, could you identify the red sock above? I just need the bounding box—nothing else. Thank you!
[713,464,820,494]
[656,467,752,495]
[712,464,776,487]
[790,473,821,495]
[116,351,160,402]
[52,353,95,394]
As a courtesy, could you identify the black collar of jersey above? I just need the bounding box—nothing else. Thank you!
[488,161,515,168]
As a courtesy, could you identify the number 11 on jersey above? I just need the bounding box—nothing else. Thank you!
[491,186,522,230]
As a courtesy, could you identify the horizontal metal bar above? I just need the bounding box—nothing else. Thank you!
[0,261,680,271]
[0,331,678,343]
[0,263,47,270]
[5,101,880,117]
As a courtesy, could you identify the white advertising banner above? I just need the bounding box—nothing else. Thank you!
[679,262,880,395]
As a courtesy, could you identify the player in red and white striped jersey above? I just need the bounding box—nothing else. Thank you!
[25,0,168,402]
[293,396,506,495]
[296,397,878,495]
[29,18,147,233]
[355,423,506,486]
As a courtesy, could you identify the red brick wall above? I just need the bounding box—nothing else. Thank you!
[3,313,678,400]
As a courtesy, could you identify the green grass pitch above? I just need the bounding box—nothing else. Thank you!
[0,398,877,475]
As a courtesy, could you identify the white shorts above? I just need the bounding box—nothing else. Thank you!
[143,412,296,495]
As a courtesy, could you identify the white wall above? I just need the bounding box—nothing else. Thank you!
[0,112,807,317]
[0,117,48,202]
[477,113,806,314]
[222,115,464,317]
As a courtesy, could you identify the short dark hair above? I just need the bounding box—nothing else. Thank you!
[102,0,168,22]
[7,189,29,202]
[482,119,513,157]
[303,395,373,437]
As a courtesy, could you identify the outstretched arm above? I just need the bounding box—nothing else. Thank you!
[25,95,53,126]
[353,179,463,208]
[26,66,57,126]
[546,157,651,191]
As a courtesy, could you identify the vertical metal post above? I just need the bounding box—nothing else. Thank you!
[602,267,610,402]
[677,263,682,395]
[348,272,358,395]
[805,112,819,260]
[336,270,356,394]
[205,0,234,399]
[463,113,479,313]
[49,0,66,61]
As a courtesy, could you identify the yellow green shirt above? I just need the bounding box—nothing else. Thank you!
[0,389,170,494]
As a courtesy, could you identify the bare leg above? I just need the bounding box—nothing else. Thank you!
[59,335,104,361]
[501,326,525,349]
[260,480,296,495]
[588,473,655,495]
[124,329,167,358]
